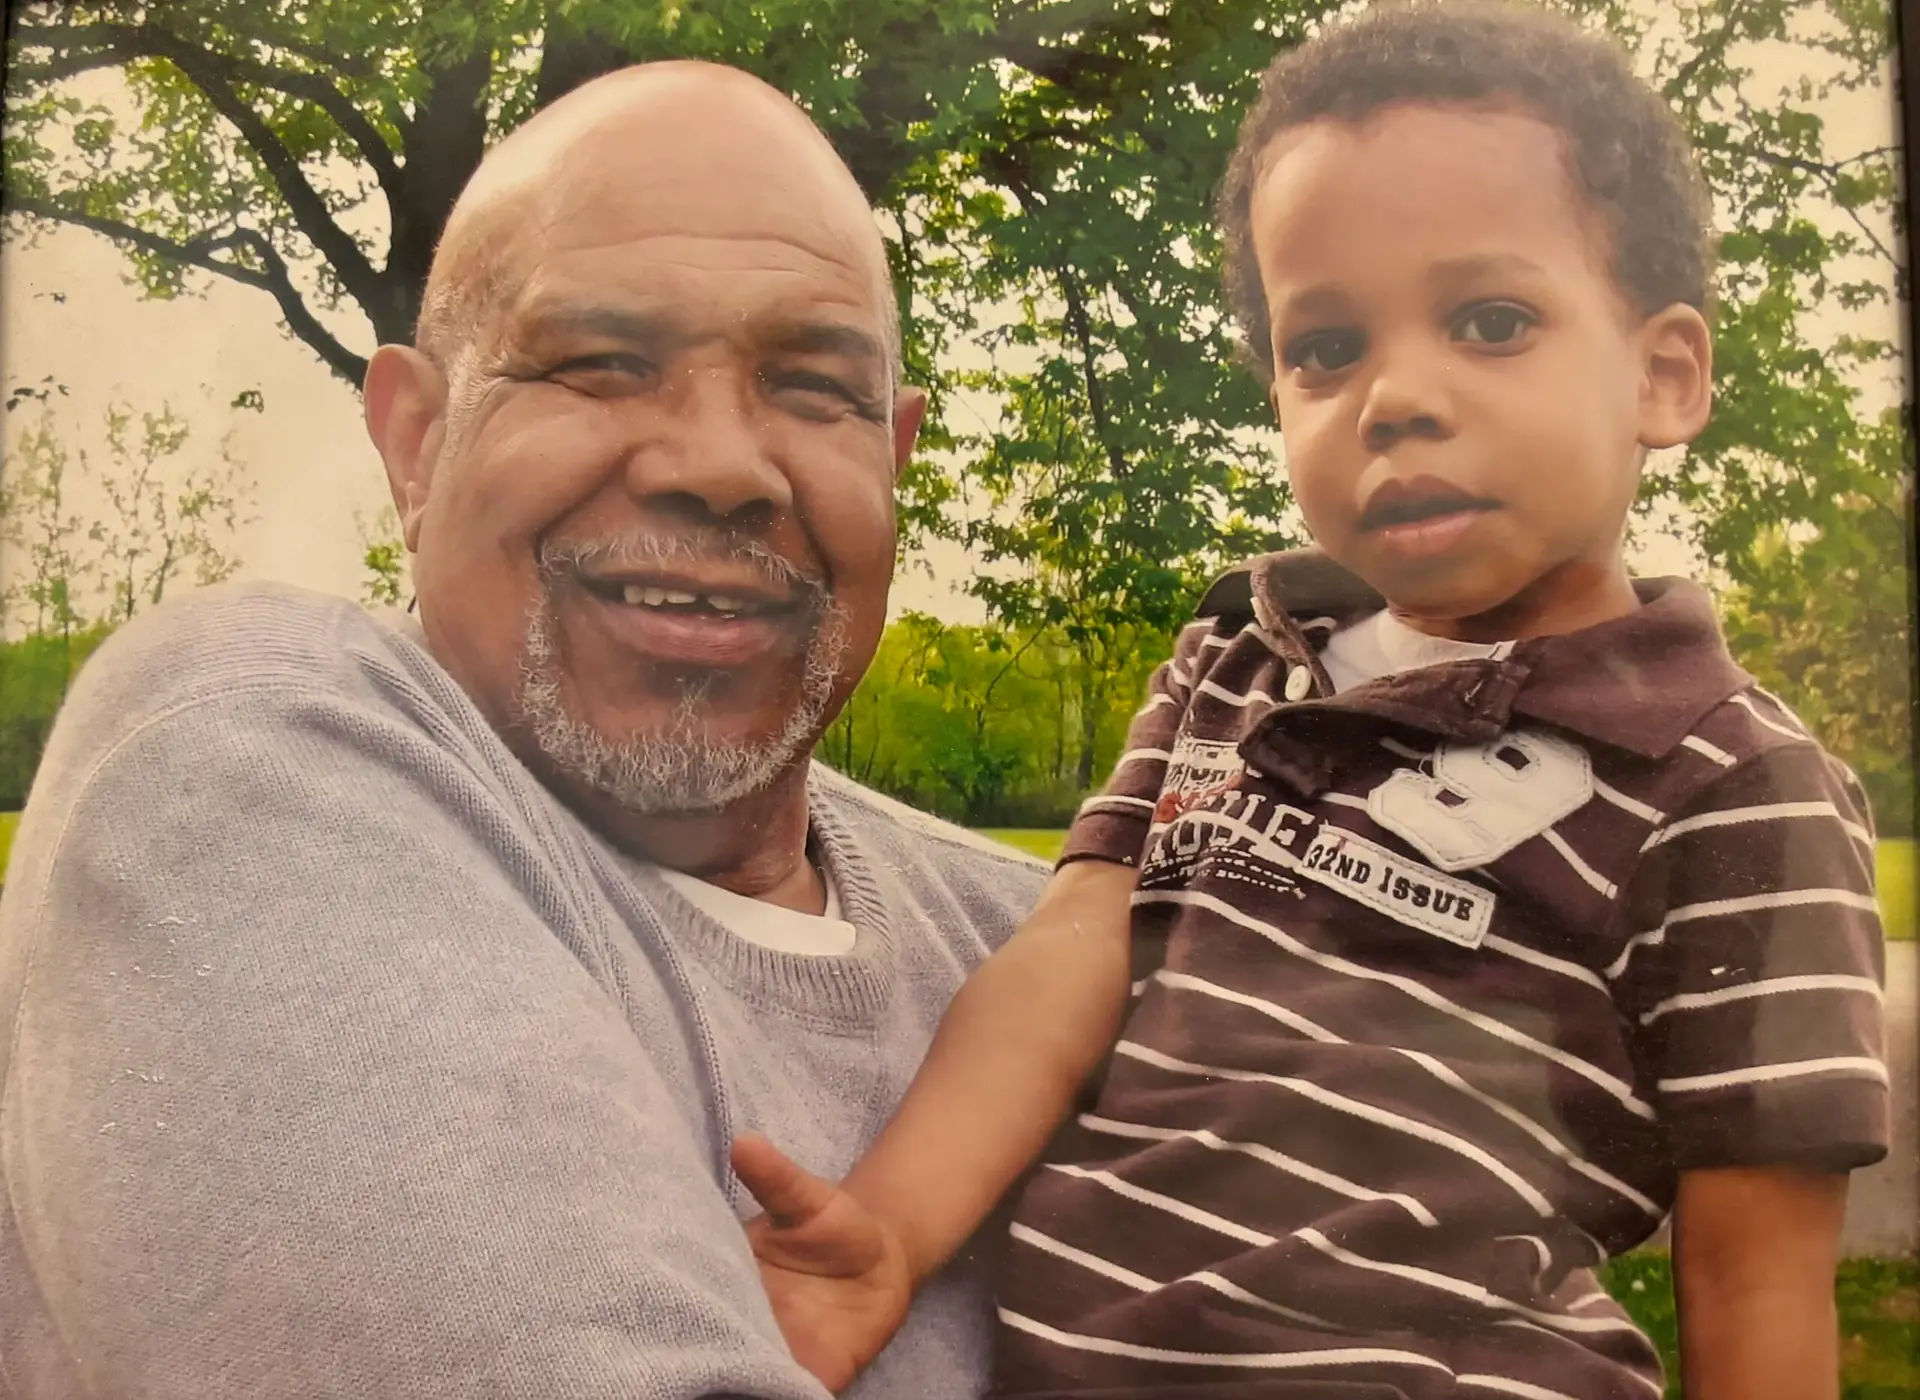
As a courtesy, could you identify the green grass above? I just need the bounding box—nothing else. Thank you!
[976,828,1069,862]
[980,830,1917,940]
[1603,1253,1920,1398]
[1878,839,1915,943]
[0,811,16,885]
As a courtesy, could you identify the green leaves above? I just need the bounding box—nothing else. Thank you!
[3,0,1909,822]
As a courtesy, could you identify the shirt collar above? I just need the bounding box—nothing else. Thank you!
[1204,548,1751,759]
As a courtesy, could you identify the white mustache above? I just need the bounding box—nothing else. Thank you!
[537,532,825,601]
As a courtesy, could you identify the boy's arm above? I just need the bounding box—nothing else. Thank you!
[735,625,1215,1386]
[843,620,1213,1280]
[842,858,1138,1279]
[1618,730,1888,1400]
[1672,1165,1847,1400]
[733,861,1135,1392]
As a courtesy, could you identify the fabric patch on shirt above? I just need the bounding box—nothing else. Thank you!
[1153,734,1246,824]
[1369,729,1595,872]
[1297,823,1495,948]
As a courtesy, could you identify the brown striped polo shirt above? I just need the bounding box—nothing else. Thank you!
[989,549,1888,1400]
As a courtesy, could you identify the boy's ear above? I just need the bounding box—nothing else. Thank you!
[1637,303,1713,451]
[362,345,449,552]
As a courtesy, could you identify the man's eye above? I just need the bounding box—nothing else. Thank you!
[767,371,876,418]
[771,371,852,399]
[1455,303,1535,346]
[550,354,654,390]
[1282,330,1366,375]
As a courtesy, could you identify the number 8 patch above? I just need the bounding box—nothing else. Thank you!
[1368,730,1594,873]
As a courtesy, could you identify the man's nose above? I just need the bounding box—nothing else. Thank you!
[623,367,791,524]
[1356,341,1454,452]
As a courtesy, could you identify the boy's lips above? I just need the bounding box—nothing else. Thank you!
[1357,478,1500,561]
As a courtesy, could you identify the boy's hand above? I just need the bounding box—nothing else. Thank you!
[731,1133,914,1394]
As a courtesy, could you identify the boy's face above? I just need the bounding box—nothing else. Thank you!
[1249,103,1710,639]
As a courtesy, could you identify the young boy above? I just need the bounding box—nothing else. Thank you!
[734,5,1890,1398]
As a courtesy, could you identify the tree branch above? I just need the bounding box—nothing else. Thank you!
[13,20,392,315]
[1055,263,1131,483]
[1747,145,1902,272]
[5,194,368,384]
[13,22,402,198]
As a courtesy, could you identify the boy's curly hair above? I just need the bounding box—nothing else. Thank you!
[1217,0,1713,382]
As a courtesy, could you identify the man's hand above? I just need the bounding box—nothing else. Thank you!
[732,1133,915,1395]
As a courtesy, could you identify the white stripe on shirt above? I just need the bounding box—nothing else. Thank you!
[1078,1114,1440,1225]
[1591,777,1663,823]
[1607,887,1877,981]
[1148,969,1660,1216]
[1006,1223,1340,1331]
[1542,828,1619,898]
[1659,1055,1889,1094]
[996,1306,1454,1373]
[1681,735,1737,767]
[1077,794,1157,817]
[1197,678,1278,708]
[1730,690,1809,740]
[1293,1229,1647,1337]
[1639,974,1883,1025]
[1115,1040,1557,1216]
[1642,801,1873,852]
[1142,887,1657,1120]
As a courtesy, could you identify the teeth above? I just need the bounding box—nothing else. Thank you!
[615,583,753,614]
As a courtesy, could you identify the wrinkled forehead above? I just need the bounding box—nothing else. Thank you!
[465,112,894,360]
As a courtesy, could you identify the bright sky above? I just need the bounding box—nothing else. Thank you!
[0,28,1905,628]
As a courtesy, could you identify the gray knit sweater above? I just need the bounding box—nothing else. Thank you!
[0,582,1047,1400]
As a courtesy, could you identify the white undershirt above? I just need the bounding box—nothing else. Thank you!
[1319,609,1514,693]
[656,863,857,956]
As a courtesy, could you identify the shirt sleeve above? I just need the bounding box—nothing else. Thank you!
[1059,620,1214,869]
[1615,740,1890,1173]
[0,684,830,1400]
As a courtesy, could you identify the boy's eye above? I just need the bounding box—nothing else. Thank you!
[1454,304,1535,347]
[1282,329,1366,375]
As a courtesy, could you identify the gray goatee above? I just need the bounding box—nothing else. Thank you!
[517,532,847,816]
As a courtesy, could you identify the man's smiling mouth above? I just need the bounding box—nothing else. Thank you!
[577,576,790,620]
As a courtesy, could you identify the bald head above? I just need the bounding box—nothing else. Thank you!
[415,61,900,388]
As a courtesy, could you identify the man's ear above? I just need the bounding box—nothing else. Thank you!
[890,385,928,482]
[1638,303,1713,451]
[362,345,448,551]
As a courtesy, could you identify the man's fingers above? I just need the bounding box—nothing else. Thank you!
[732,1132,839,1227]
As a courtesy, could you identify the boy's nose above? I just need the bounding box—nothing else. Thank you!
[1357,356,1454,451]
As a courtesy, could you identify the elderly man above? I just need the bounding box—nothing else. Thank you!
[0,63,1044,1399]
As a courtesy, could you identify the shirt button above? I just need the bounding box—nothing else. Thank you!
[1284,666,1313,702]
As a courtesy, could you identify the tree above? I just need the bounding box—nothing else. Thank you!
[356,503,407,607]
[0,413,94,664]
[819,612,1168,824]
[1718,405,1916,834]
[6,0,1910,818]
[89,402,252,622]
[0,396,255,805]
